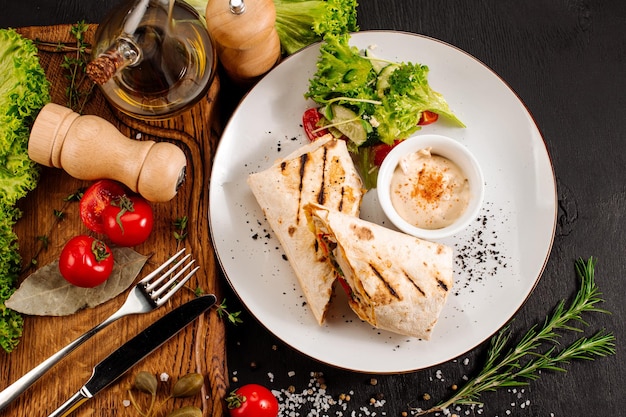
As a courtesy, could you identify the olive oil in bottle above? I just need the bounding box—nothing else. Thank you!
[88,0,216,120]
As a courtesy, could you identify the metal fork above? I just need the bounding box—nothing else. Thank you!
[0,248,199,411]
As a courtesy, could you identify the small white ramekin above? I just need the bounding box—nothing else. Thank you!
[376,134,485,240]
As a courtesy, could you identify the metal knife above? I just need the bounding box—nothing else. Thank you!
[47,294,217,417]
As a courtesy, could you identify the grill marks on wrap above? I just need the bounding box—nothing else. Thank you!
[288,146,352,224]
[363,262,449,304]
[368,264,401,300]
[317,148,328,205]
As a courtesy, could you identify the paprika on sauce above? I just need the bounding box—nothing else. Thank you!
[389,147,470,230]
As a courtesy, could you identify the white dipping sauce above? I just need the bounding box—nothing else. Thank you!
[389,148,470,230]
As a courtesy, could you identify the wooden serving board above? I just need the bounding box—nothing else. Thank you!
[0,25,228,416]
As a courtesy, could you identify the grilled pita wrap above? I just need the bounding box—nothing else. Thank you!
[247,135,364,325]
[305,203,454,339]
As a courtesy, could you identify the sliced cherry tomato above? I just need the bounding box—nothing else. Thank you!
[418,110,439,125]
[303,107,330,141]
[371,139,403,167]
[80,179,127,233]
[101,194,154,247]
[338,277,353,298]
[59,235,114,288]
[227,384,279,417]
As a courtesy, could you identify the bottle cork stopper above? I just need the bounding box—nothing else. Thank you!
[86,56,117,85]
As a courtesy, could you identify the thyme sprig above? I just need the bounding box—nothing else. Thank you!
[59,21,95,113]
[418,257,615,415]
[215,298,243,326]
[172,216,189,250]
[24,187,84,272]
[185,285,243,326]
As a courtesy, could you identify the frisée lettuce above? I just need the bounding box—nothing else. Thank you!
[304,34,464,188]
[306,34,464,146]
[0,28,50,352]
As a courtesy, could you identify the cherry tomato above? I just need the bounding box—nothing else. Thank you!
[303,107,330,141]
[226,384,279,417]
[371,139,403,167]
[101,194,154,247]
[418,110,439,125]
[59,235,114,288]
[338,277,353,298]
[80,180,127,233]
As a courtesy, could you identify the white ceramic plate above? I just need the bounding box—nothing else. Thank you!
[209,31,556,373]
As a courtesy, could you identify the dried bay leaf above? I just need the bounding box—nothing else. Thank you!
[6,247,149,316]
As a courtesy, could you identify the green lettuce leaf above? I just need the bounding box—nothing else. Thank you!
[0,28,50,352]
[305,34,376,105]
[374,63,465,144]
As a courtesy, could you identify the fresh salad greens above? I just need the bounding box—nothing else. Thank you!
[187,0,359,56]
[274,0,359,55]
[0,28,50,352]
[304,34,464,188]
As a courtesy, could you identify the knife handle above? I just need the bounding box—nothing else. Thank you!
[0,316,115,411]
[47,388,90,417]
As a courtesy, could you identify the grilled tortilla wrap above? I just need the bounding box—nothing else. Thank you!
[247,135,364,325]
[305,203,454,339]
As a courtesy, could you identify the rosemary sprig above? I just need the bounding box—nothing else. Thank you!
[418,257,615,415]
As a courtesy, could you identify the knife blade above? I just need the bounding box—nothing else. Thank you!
[47,294,216,417]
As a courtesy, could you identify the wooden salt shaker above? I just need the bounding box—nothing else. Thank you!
[27,103,187,202]
[205,0,281,83]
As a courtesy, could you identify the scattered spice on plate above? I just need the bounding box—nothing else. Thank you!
[453,202,509,296]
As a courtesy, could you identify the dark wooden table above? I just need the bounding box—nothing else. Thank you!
[2,1,624,416]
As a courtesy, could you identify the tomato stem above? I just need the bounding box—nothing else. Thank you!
[111,194,135,234]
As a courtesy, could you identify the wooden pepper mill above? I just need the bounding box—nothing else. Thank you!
[27,103,187,202]
[205,0,281,83]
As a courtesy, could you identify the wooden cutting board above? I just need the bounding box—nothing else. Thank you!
[0,25,228,416]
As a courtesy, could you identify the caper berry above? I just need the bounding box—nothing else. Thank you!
[165,405,203,417]
[171,373,204,398]
[134,371,158,395]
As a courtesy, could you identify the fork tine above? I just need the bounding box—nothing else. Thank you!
[139,248,187,285]
[150,260,195,299]
[153,265,200,305]
[144,253,192,292]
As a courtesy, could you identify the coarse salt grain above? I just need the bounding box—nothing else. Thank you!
[122,400,131,407]
[159,372,169,382]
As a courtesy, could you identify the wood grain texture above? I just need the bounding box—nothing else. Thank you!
[0,24,227,417]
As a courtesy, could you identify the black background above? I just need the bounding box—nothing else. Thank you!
[1,1,624,416]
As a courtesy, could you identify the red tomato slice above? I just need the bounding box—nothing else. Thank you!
[80,180,127,233]
[59,235,114,288]
[302,107,330,141]
[372,139,403,167]
[338,277,353,298]
[102,195,154,247]
[418,110,439,125]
